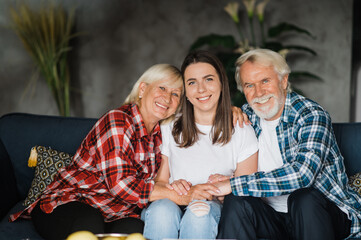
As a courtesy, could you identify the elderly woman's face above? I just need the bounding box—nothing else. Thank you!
[139,78,182,123]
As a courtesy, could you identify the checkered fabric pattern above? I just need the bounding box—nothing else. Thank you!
[11,104,162,222]
[23,146,73,206]
[231,92,361,238]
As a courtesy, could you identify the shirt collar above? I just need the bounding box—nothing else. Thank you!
[130,103,161,138]
[279,92,292,124]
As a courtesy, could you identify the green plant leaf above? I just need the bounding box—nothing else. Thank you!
[289,71,323,82]
[263,41,317,56]
[283,45,317,56]
[10,2,77,116]
[231,91,247,108]
[189,34,237,50]
[268,22,314,38]
[263,41,284,51]
[291,86,306,96]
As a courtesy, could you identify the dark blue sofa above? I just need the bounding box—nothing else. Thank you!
[0,112,360,240]
[0,113,97,240]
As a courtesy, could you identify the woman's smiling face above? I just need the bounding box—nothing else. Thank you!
[184,62,221,119]
[139,78,182,124]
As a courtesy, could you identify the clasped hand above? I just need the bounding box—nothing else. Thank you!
[166,174,232,203]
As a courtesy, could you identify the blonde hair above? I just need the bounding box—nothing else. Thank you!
[235,49,291,92]
[124,63,183,105]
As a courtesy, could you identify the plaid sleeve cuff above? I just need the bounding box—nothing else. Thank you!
[230,176,249,196]
[138,178,155,207]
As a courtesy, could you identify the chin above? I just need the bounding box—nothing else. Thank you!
[253,105,278,119]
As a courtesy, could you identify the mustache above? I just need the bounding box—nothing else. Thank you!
[251,94,275,104]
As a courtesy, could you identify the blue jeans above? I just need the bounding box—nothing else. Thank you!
[141,199,221,240]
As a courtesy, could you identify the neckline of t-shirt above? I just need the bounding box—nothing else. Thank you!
[261,117,280,128]
[195,122,212,132]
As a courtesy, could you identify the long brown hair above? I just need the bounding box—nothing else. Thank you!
[172,50,233,147]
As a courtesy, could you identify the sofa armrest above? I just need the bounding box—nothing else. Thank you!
[0,138,20,219]
[333,122,361,176]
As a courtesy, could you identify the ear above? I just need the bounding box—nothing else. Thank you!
[138,82,147,98]
[281,74,289,90]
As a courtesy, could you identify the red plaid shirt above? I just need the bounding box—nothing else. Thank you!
[11,104,162,222]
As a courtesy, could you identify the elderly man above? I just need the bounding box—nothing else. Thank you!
[214,49,361,240]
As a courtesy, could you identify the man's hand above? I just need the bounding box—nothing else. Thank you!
[208,179,232,196]
[232,106,250,127]
[187,183,221,201]
[150,181,222,206]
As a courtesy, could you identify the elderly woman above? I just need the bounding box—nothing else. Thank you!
[10,64,183,240]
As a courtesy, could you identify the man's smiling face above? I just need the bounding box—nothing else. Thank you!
[240,61,288,120]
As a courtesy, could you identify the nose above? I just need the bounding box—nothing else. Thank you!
[163,91,171,104]
[254,84,265,97]
[197,81,206,93]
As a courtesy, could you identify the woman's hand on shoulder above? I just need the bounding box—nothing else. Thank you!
[167,179,192,196]
[232,106,250,127]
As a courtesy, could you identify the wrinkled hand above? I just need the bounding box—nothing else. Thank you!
[166,179,192,195]
[207,174,230,183]
[177,183,220,205]
[207,179,232,197]
[232,106,250,127]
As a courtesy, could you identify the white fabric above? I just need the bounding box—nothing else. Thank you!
[258,118,289,213]
[161,121,258,185]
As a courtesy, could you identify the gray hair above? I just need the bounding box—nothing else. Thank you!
[124,63,183,105]
[234,49,291,92]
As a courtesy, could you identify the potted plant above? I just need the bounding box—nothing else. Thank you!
[190,0,322,107]
[10,2,78,116]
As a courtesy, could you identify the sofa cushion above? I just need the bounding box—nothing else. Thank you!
[0,202,43,240]
[0,138,20,219]
[332,122,361,176]
[24,146,73,207]
[0,113,97,199]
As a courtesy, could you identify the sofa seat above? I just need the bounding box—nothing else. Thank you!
[1,112,361,240]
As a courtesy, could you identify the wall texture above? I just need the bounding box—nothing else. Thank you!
[0,0,353,122]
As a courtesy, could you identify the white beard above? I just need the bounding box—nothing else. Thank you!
[250,94,284,120]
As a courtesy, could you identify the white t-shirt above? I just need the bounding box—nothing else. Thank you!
[258,118,349,215]
[258,117,289,213]
[161,121,258,185]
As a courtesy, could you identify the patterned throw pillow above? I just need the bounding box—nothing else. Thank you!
[24,146,73,206]
[348,172,361,195]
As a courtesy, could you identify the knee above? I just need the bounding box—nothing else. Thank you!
[188,200,211,217]
[181,201,221,231]
[288,188,325,212]
[222,195,255,216]
[143,199,181,222]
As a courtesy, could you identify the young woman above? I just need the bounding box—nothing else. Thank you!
[10,64,183,240]
[142,51,259,240]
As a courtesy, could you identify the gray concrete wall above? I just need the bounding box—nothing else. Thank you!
[0,0,353,122]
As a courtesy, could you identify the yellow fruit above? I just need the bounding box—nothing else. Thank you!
[66,231,98,240]
[126,233,146,240]
[103,237,121,240]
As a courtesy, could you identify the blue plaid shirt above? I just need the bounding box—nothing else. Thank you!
[231,92,361,238]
